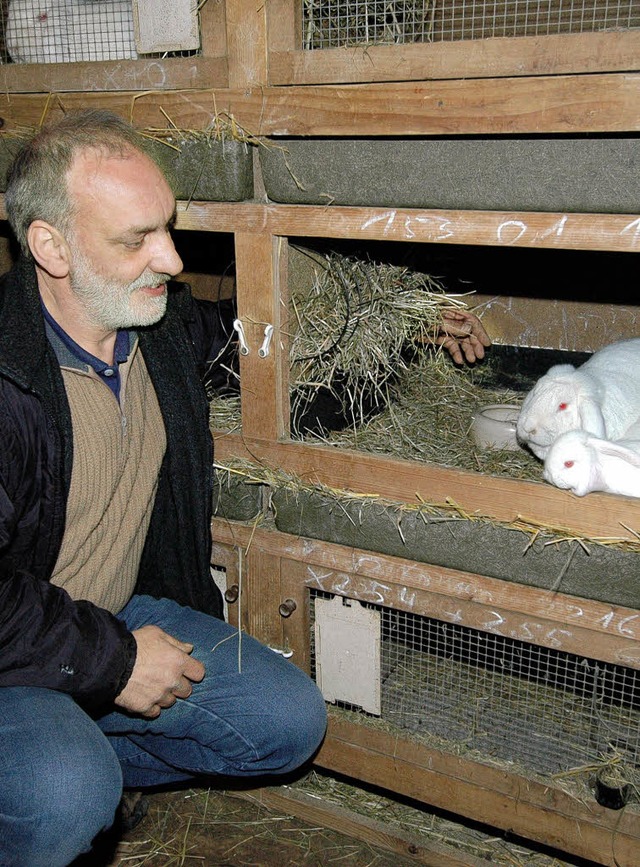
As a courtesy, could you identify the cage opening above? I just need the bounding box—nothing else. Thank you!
[302,0,640,49]
[310,589,640,798]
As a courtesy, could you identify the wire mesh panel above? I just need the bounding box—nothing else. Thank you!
[0,0,202,63]
[311,590,640,801]
[302,0,640,48]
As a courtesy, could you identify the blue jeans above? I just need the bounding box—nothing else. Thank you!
[0,595,327,867]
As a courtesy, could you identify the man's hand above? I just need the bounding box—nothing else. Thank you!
[115,625,205,718]
[435,309,491,365]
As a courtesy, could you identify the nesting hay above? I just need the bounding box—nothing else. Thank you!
[210,393,241,434]
[289,250,476,435]
[303,350,542,479]
[136,104,264,150]
[302,0,435,49]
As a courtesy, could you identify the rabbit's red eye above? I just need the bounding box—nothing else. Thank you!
[558,402,568,411]
[37,12,48,21]
[564,460,574,468]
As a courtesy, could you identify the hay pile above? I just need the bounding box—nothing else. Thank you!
[286,248,541,479]
[304,349,541,480]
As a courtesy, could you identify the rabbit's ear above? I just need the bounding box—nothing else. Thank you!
[577,396,606,437]
[597,440,640,469]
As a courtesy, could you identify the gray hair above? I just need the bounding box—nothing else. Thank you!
[5,109,152,258]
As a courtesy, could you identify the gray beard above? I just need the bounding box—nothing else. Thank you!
[69,254,170,331]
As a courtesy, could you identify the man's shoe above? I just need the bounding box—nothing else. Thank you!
[118,791,150,832]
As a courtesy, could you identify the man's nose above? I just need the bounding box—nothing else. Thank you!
[150,231,183,276]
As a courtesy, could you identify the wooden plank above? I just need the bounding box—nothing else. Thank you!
[253,74,640,136]
[0,57,228,94]
[280,557,312,672]
[265,0,298,54]
[268,30,640,84]
[234,233,289,440]
[1,196,636,256]
[316,715,640,866]
[244,547,283,647]
[0,73,637,136]
[236,786,488,866]
[283,559,640,668]
[473,293,640,354]
[199,0,228,59]
[225,0,268,88]
[212,434,640,545]
[173,203,640,254]
[211,520,640,667]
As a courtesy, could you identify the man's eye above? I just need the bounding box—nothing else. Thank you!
[125,239,144,249]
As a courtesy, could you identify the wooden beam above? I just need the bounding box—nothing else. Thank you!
[255,74,640,136]
[225,0,268,88]
[211,519,640,667]
[212,434,640,545]
[0,73,638,135]
[268,31,640,85]
[174,202,640,254]
[0,58,228,95]
[236,786,489,866]
[1,198,636,255]
[316,715,640,867]
[234,233,289,440]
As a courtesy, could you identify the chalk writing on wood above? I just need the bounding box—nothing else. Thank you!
[357,210,640,249]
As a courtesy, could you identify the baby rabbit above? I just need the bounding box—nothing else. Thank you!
[516,338,640,459]
[543,429,640,497]
[6,0,139,64]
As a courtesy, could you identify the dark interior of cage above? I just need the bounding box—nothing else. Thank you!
[283,238,636,482]
[310,589,640,808]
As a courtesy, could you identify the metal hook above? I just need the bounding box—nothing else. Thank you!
[233,318,250,355]
[258,324,274,358]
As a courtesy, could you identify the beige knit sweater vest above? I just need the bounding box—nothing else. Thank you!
[51,344,166,614]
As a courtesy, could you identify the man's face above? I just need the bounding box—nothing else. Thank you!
[65,147,183,331]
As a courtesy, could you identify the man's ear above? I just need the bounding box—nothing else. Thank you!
[27,220,71,278]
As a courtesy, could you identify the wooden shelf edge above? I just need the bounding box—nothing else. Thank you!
[0,72,637,135]
[0,57,229,94]
[211,518,640,665]
[212,433,640,544]
[175,202,640,253]
[268,31,640,86]
[232,785,489,866]
[315,715,640,866]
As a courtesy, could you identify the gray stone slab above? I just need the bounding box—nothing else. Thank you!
[260,138,640,214]
[0,135,254,201]
[272,487,640,609]
[213,473,264,521]
[146,138,254,202]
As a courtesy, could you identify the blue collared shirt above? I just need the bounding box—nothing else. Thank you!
[42,302,133,402]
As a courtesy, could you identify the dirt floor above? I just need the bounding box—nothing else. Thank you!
[85,786,420,867]
[73,771,591,867]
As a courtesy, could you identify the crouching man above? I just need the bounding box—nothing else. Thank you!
[0,109,327,867]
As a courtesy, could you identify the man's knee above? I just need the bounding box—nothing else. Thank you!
[0,689,123,867]
[250,659,328,775]
[2,740,122,867]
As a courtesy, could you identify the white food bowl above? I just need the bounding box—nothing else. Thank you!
[471,404,521,451]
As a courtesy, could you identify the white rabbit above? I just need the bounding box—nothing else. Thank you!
[543,429,640,497]
[516,338,640,460]
[6,0,139,64]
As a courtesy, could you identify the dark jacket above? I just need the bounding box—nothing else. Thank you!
[0,258,227,709]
